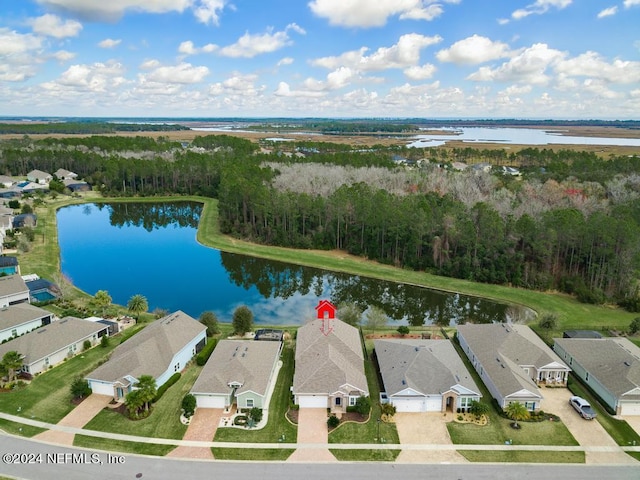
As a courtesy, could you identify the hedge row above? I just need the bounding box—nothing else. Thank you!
[196,339,218,366]
[153,372,181,402]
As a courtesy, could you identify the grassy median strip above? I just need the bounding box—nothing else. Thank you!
[73,435,174,457]
[0,419,45,437]
[210,448,294,461]
[458,450,585,463]
[330,449,400,462]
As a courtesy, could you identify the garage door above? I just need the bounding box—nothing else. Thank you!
[392,398,425,412]
[424,396,442,412]
[195,395,226,409]
[620,403,640,416]
[298,395,328,408]
[88,381,114,397]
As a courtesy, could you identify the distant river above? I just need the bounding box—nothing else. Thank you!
[407,127,640,148]
[57,202,511,326]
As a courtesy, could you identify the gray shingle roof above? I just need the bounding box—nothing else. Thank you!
[0,317,105,365]
[191,340,281,397]
[374,339,480,396]
[0,303,54,332]
[86,310,205,385]
[293,318,368,395]
[554,337,640,397]
[0,275,28,297]
[457,323,569,399]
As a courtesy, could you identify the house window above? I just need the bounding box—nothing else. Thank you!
[524,401,536,411]
[349,396,357,406]
[335,397,342,406]
[246,399,254,408]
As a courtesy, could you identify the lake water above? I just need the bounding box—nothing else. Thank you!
[57,202,510,326]
[407,127,640,148]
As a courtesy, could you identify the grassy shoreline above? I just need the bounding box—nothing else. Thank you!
[20,192,638,334]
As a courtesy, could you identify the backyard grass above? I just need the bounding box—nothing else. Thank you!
[329,449,401,462]
[328,341,399,445]
[210,448,294,461]
[83,364,201,439]
[458,450,585,463]
[213,344,297,443]
[73,435,174,456]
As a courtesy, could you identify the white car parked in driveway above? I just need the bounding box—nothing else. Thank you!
[569,396,597,420]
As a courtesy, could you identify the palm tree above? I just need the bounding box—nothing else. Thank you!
[125,389,144,418]
[2,351,23,383]
[127,294,148,320]
[505,401,530,428]
[135,375,157,413]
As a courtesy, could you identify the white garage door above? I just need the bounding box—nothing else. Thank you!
[392,398,425,413]
[424,396,442,412]
[88,381,114,397]
[620,403,640,416]
[195,395,226,409]
[298,395,328,408]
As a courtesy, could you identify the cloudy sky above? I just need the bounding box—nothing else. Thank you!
[1,0,639,118]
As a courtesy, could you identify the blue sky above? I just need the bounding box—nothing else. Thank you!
[1,0,639,118]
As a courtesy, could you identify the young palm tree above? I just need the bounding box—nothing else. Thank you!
[127,294,148,320]
[135,375,157,412]
[125,389,144,418]
[505,401,530,428]
[2,351,23,383]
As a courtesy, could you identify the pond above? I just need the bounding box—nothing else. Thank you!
[57,202,513,326]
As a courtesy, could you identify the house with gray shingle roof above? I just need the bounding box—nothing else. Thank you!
[86,311,206,401]
[0,317,107,375]
[54,168,77,180]
[293,317,368,412]
[554,337,640,416]
[0,303,55,343]
[26,170,52,185]
[374,339,481,413]
[0,275,30,308]
[457,323,570,411]
[191,340,282,410]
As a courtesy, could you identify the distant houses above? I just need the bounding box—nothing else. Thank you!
[0,303,56,344]
[27,170,52,185]
[0,275,30,307]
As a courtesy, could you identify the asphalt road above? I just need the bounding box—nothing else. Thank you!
[1,434,639,480]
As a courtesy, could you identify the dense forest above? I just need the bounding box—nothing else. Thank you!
[1,133,639,310]
[0,121,188,135]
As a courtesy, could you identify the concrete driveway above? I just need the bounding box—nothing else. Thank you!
[168,408,223,459]
[542,388,636,464]
[623,415,640,438]
[394,412,467,464]
[34,393,112,446]
[287,408,336,462]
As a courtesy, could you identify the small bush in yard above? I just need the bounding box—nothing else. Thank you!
[327,415,340,428]
[182,394,196,418]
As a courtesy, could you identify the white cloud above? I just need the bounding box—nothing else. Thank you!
[274,82,325,97]
[555,51,640,84]
[218,24,305,58]
[499,84,532,96]
[624,0,640,7]
[467,43,565,85]
[277,57,294,66]
[0,29,43,82]
[312,34,442,72]
[98,38,122,48]
[52,50,76,62]
[436,35,511,65]
[0,28,42,55]
[34,0,228,24]
[512,0,572,20]
[29,14,82,38]
[581,78,623,99]
[597,6,618,18]
[308,0,457,27]
[141,61,209,84]
[179,40,218,56]
[404,63,437,80]
[56,61,127,91]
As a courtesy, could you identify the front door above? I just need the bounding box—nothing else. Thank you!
[335,397,342,407]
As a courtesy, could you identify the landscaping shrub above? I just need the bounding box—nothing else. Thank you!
[397,325,410,336]
[181,394,196,418]
[249,407,263,423]
[327,415,340,428]
[196,339,217,366]
[70,377,92,399]
[153,372,181,402]
[100,335,109,348]
[83,339,92,351]
[347,396,371,415]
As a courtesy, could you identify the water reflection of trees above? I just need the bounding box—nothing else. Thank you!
[220,252,507,326]
[98,202,202,231]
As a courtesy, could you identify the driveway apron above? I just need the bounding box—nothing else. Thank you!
[395,412,467,464]
[168,408,223,459]
[287,408,336,462]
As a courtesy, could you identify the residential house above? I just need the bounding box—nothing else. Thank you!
[86,311,206,401]
[191,340,282,410]
[0,256,19,276]
[18,182,47,195]
[0,317,107,375]
[0,275,30,307]
[554,337,640,416]
[472,163,492,173]
[54,169,78,181]
[26,170,52,185]
[293,317,368,412]
[0,176,14,188]
[25,277,61,303]
[457,323,570,411]
[63,179,91,193]
[0,303,56,344]
[12,213,37,229]
[451,162,468,171]
[374,339,481,413]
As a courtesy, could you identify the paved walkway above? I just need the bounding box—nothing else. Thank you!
[395,412,467,464]
[168,408,223,460]
[33,393,112,446]
[288,408,336,462]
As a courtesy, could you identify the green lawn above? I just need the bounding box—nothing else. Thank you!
[73,435,174,456]
[330,449,400,462]
[458,450,585,463]
[328,341,399,445]
[211,448,294,461]
[83,364,201,439]
[213,344,297,443]
[0,418,45,437]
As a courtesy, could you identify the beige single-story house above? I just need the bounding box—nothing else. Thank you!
[54,169,78,180]
[0,317,107,375]
[0,303,56,344]
[457,323,570,411]
[191,339,282,410]
[375,338,481,413]
[26,170,52,185]
[554,337,640,416]
[86,311,206,401]
[0,275,30,308]
[293,317,368,412]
